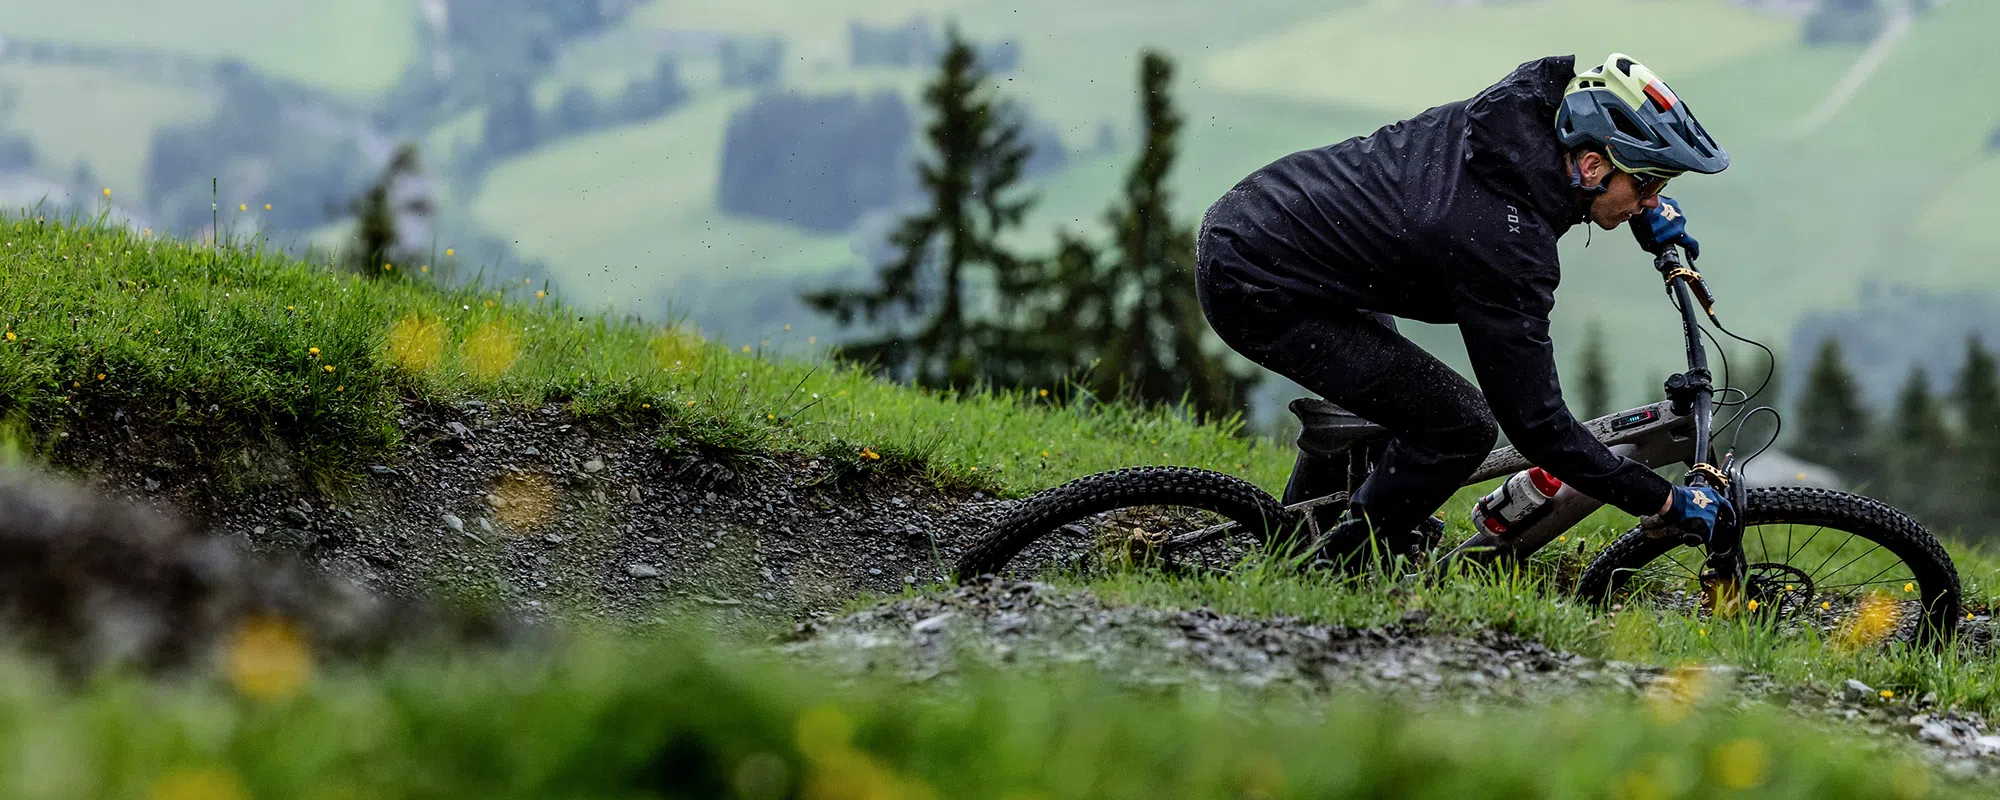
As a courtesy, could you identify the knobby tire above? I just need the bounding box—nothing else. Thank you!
[954,466,1300,580]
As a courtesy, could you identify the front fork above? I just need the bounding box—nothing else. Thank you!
[1696,459,1752,612]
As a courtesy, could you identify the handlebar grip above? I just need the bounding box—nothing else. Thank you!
[1653,247,1684,274]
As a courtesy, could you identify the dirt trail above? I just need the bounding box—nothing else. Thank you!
[52,399,1043,622]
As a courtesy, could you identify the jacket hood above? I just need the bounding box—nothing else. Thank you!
[1465,55,1580,230]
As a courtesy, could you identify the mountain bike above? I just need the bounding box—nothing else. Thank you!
[955,248,1962,646]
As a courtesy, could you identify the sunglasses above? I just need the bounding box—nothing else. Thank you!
[1627,171,1672,199]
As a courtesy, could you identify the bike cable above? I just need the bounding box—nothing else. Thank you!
[1725,405,1783,469]
[1693,290,1785,468]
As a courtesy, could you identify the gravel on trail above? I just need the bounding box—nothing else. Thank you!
[788,580,2000,778]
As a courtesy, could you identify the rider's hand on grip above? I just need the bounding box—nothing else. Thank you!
[1646,484,1732,540]
[1631,197,1700,260]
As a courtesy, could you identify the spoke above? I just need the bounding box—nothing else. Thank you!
[1789,525,1828,562]
[1819,543,1885,585]
[1756,525,1770,563]
[1807,532,1858,582]
[1784,523,1795,563]
[1661,551,1702,580]
[1818,559,1906,596]
[1817,577,1919,593]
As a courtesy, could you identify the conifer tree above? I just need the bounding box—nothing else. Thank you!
[1085,49,1257,420]
[802,27,1043,391]
[1953,336,2000,517]
[345,143,431,280]
[1884,366,1953,521]
[1576,319,1612,419]
[1793,338,1874,486]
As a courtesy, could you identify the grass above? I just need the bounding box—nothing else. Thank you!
[0,216,1288,492]
[1061,474,2000,715]
[0,621,1970,799]
[0,64,216,197]
[0,0,417,96]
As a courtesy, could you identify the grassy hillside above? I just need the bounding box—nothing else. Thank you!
[0,0,416,95]
[2,219,1999,794]
[1202,0,1794,116]
[0,216,1286,492]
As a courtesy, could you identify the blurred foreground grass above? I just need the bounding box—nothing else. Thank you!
[0,625,1962,800]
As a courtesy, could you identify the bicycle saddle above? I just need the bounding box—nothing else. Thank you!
[1288,397,1390,456]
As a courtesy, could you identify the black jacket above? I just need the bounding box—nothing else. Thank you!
[1200,55,1672,516]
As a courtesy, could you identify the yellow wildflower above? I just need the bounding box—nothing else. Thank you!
[308,347,320,355]
[264,204,271,210]
[226,616,312,701]
[239,204,247,211]
[1746,599,1759,611]
[96,373,105,381]
[1039,389,1049,397]
[1904,582,1915,593]
[102,188,110,198]
[4,331,14,341]
[323,365,334,373]
[1711,738,1769,790]
[1880,689,1894,699]
[445,248,454,256]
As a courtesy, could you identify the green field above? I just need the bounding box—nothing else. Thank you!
[1202,0,1795,117]
[0,0,416,95]
[0,64,215,197]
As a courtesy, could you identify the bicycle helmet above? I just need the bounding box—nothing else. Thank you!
[1556,53,1729,179]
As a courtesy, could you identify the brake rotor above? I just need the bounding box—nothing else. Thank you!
[1743,561,1815,619]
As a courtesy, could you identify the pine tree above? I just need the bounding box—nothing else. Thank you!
[1884,366,1953,523]
[344,143,431,280]
[802,27,1044,391]
[1953,336,2000,518]
[1084,49,1258,420]
[1792,338,1874,487]
[1575,318,1612,419]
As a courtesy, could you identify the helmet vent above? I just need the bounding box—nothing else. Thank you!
[1607,105,1651,141]
[1615,58,1635,74]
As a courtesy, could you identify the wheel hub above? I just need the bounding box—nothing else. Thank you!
[1743,562,1815,618]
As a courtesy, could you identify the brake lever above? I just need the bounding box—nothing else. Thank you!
[1655,246,1718,322]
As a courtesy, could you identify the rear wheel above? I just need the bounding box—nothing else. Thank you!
[953,466,1307,580]
[1576,487,1960,647]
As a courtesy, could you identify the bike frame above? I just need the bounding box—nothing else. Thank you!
[1163,248,1750,572]
[1430,247,1747,573]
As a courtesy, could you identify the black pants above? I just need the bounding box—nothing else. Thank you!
[1196,237,1500,543]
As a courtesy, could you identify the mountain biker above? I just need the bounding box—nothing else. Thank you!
[1195,54,1732,563]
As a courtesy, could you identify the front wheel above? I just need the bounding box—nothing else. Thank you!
[1576,487,1961,647]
